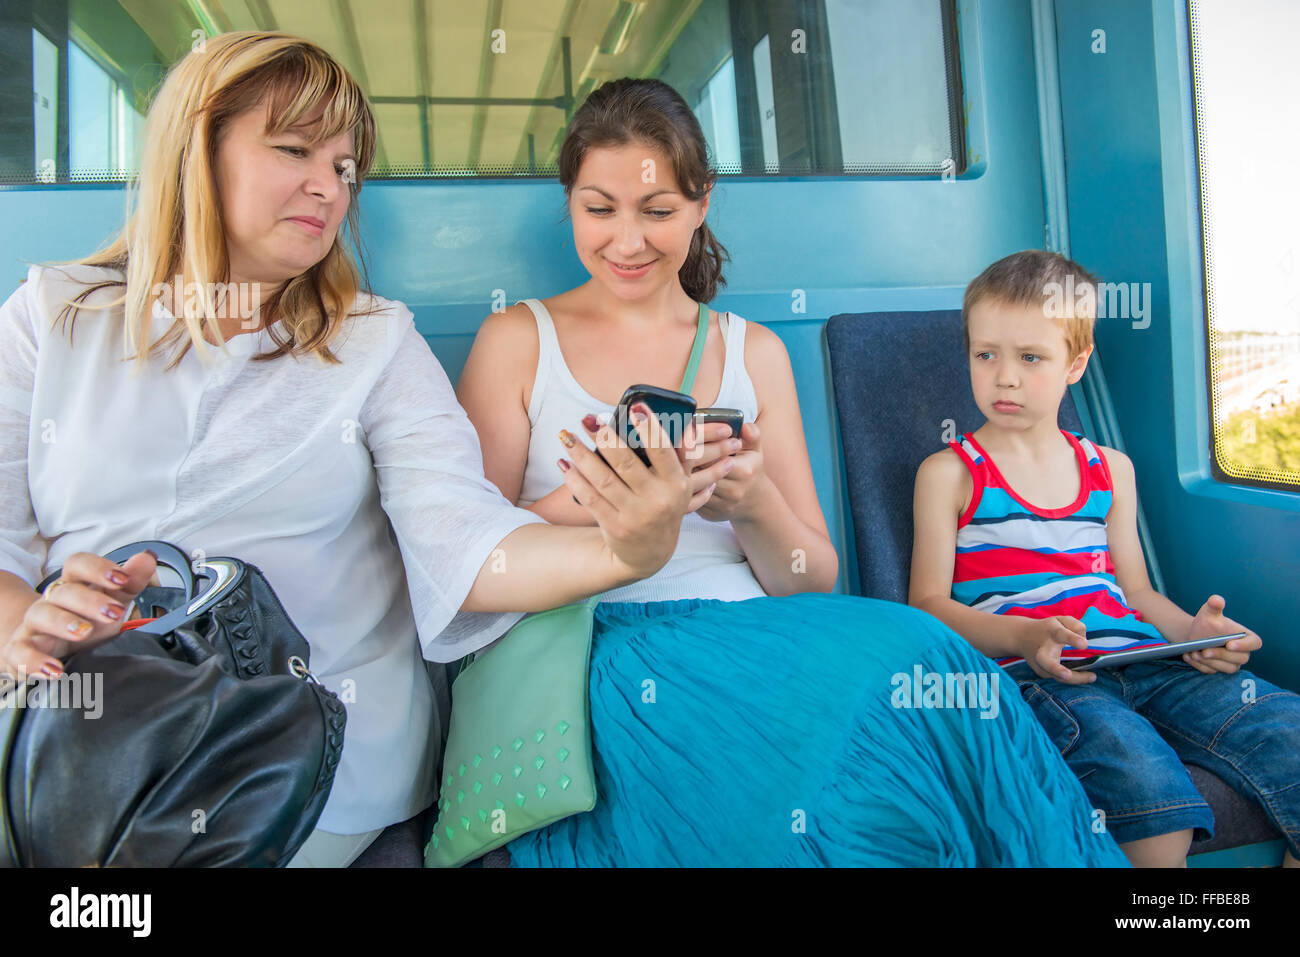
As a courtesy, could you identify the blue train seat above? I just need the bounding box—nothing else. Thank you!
[825,308,1286,863]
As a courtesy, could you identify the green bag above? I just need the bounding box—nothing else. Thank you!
[424,596,601,868]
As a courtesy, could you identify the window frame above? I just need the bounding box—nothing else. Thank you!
[2,0,973,185]
[69,26,145,181]
[1187,0,1300,495]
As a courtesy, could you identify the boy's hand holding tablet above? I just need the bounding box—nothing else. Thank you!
[1017,615,1096,684]
[1179,594,1263,675]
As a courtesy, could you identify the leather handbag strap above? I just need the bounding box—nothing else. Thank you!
[37,540,196,597]
[677,301,709,395]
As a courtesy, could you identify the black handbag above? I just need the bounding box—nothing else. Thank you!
[0,540,346,867]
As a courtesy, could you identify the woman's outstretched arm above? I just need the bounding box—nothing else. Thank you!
[460,419,687,613]
[362,307,691,660]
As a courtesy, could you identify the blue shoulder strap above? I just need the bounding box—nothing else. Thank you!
[677,301,709,394]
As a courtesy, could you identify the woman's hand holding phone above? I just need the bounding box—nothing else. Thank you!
[557,403,694,581]
[692,421,765,523]
[679,419,740,513]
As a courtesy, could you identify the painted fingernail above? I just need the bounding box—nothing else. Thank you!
[41,663,62,678]
[101,603,125,621]
[729,439,742,452]
[66,620,92,637]
[557,458,571,472]
[581,414,599,433]
[630,409,646,425]
[107,570,128,586]
[559,430,576,448]
[144,549,159,560]
[721,458,734,473]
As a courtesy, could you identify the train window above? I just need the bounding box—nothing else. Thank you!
[0,0,963,183]
[1190,0,1300,490]
[68,40,146,178]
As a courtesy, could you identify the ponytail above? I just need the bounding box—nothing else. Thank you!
[679,222,729,304]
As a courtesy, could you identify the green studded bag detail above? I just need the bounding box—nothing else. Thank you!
[424,595,600,868]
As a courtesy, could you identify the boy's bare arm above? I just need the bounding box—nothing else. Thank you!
[908,451,1027,655]
[908,450,1094,684]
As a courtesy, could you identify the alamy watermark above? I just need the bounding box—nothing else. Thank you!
[151,275,263,328]
[1043,274,1151,329]
[890,665,1000,720]
[50,887,150,936]
[0,672,103,719]
[604,407,709,460]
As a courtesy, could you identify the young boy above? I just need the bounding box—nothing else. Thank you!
[909,249,1300,867]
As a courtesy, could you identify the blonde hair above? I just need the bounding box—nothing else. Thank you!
[50,31,378,370]
[962,249,1097,359]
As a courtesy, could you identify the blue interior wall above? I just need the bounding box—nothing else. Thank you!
[0,0,1048,600]
[1055,0,1299,690]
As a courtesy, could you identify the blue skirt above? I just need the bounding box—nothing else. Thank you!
[507,594,1128,867]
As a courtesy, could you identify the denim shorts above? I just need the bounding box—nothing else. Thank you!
[1017,658,1300,853]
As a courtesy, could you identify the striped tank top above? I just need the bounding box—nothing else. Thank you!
[948,430,1166,669]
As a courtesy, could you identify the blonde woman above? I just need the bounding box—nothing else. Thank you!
[0,32,692,867]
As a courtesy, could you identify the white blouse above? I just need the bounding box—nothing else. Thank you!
[0,264,546,834]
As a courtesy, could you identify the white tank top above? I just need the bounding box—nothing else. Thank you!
[516,297,766,602]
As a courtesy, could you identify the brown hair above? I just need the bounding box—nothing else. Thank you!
[50,31,377,371]
[558,77,729,303]
[962,249,1099,358]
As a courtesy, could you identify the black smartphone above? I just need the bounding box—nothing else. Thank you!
[694,407,744,439]
[612,384,697,466]
[572,385,697,502]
